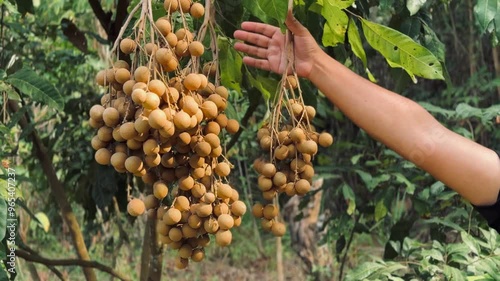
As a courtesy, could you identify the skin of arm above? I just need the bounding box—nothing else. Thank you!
[234,14,500,206]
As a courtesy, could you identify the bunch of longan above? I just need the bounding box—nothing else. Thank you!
[89,0,246,268]
[251,76,334,236]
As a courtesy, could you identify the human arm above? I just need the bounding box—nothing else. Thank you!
[233,15,500,206]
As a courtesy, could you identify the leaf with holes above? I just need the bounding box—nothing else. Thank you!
[360,18,444,82]
[321,3,348,46]
[7,67,64,111]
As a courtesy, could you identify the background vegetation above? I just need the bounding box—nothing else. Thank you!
[0,0,499,280]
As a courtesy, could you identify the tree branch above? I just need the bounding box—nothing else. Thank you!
[88,0,112,37]
[16,249,131,281]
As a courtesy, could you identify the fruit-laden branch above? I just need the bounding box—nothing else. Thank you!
[16,249,131,281]
[7,100,97,281]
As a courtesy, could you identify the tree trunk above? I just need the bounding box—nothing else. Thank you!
[147,219,163,281]
[276,237,284,281]
[8,101,97,281]
[493,46,500,99]
[139,219,151,281]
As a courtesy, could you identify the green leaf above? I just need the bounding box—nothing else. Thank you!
[360,18,444,82]
[326,0,355,9]
[406,0,426,16]
[474,0,498,34]
[347,18,376,82]
[34,212,50,232]
[345,262,385,281]
[247,73,279,101]
[15,0,34,16]
[243,0,287,30]
[393,173,415,194]
[6,67,64,111]
[443,265,466,281]
[218,37,243,95]
[375,200,388,221]
[461,231,480,255]
[341,183,356,215]
[321,4,348,47]
[0,199,7,241]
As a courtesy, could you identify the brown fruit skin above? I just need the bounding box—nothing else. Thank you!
[156,18,172,36]
[319,132,334,147]
[127,199,146,216]
[163,0,179,12]
[120,38,136,54]
[226,119,239,134]
[271,221,286,237]
[188,41,204,56]
[215,230,232,247]
[190,2,205,18]
[95,148,112,165]
[252,203,264,218]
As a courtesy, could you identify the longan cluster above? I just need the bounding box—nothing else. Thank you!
[90,0,246,268]
[251,76,334,236]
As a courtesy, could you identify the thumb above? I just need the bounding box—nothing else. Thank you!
[285,10,309,36]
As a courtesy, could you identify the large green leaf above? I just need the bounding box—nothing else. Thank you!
[406,0,426,16]
[242,0,287,30]
[474,0,498,34]
[321,3,348,47]
[325,0,355,9]
[6,67,64,111]
[347,18,376,82]
[360,18,444,82]
[247,72,279,101]
[218,37,243,95]
[341,183,356,215]
[345,262,385,281]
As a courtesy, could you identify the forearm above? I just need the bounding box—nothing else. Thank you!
[309,52,500,205]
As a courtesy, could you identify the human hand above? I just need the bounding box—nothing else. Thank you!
[233,12,322,79]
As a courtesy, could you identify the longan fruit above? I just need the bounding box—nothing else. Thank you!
[217,183,233,199]
[230,201,247,217]
[257,175,273,191]
[127,198,146,216]
[97,127,113,143]
[175,28,193,41]
[305,105,316,119]
[210,146,223,158]
[196,203,213,218]
[215,114,228,128]
[153,180,169,199]
[260,135,272,151]
[207,94,226,111]
[119,122,138,140]
[178,243,193,259]
[91,135,107,150]
[178,175,195,191]
[289,127,306,143]
[148,109,168,129]
[252,203,264,218]
[89,104,105,122]
[261,163,277,178]
[134,66,150,83]
[215,86,229,99]
[214,162,230,177]
[168,227,183,242]
[175,39,189,56]
[131,88,147,104]
[179,0,192,12]
[272,172,288,187]
[115,68,131,84]
[164,87,180,103]
[134,115,151,134]
[95,148,111,165]
[155,18,172,36]
[125,156,143,173]
[166,32,178,48]
[95,70,106,86]
[183,73,202,91]
[217,214,234,230]
[318,132,334,147]
[271,221,286,237]
[215,230,232,247]
[180,96,199,116]
[143,139,160,155]
[286,75,298,89]
[201,100,218,119]
[188,41,204,56]
[163,0,179,12]
[164,208,182,225]
[174,196,190,212]
[295,179,311,195]
[261,219,273,231]
[190,2,205,18]
[145,42,158,55]
[173,110,191,131]
[156,48,174,66]
[225,119,239,134]
[143,92,161,110]
[263,204,278,220]
[144,194,159,210]
[103,107,120,127]
[213,203,229,216]
[297,140,318,155]
[204,121,221,135]
[191,249,205,262]
[202,63,217,77]
[194,141,211,157]
[275,145,289,160]
[148,79,166,97]
[204,133,220,148]
[120,38,136,54]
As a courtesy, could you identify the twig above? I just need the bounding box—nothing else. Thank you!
[110,1,142,55]
[16,249,131,281]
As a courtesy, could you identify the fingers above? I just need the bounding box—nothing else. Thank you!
[234,42,268,59]
[233,30,270,48]
[240,21,279,37]
[242,57,271,72]
[285,11,310,36]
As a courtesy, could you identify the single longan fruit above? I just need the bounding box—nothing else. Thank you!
[194,141,211,157]
[204,121,221,135]
[168,227,183,242]
[261,219,273,231]
[289,127,306,143]
[155,18,172,36]
[230,201,247,217]
[163,0,179,12]
[97,126,113,142]
[196,203,213,218]
[174,196,190,212]
[153,180,169,199]
[198,74,208,89]
[163,208,182,225]
[180,96,199,116]
[155,48,174,66]
[202,63,217,77]
[305,105,316,119]
[272,172,288,187]
[125,156,143,173]
[188,41,204,56]
[226,119,239,134]
[291,103,304,117]
[180,0,192,12]
[91,135,107,150]
[271,221,286,237]
[95,70,107,86]
[119,122,138,140]
[201,100,218,120]
[123,80,136,95]
[114,60,130,70]
[134,115,151,133]
[173,110,191,131]
[131,89,147,104]
[263,204,278,220]
[178,243,193,259]
[143,92,161,110]
[286,75,298,89]
[148,79,166,97]
[148,109,168,129]
[145,42,158,55]
[191,249,205,262]
[204,133,220,148]
[127,198,146,216]
[190,2,205,18]
[210,146,222,157]
[217,183,233,199]
[143,138,160,155]
[175,28,193,41]
[319,132,334,147]
[213,203,229,216]
[95,148,111,165]
[175,39,189,56]
[134,66,150,83]
[297,140,318,155]
[89,104,105,122]
[295,179,311,195]
[252,203,264,218]
[115,68,131,84]
[178,175,195,191]
[217,214,234,230]
[103,107,120,127]
[120,38,136,54]
[214,162,231,177]
[215,230,232,247]
[260,135,272,151]
[215,114,228,128]
[257,176,273,191]
[261,163,277,178]
[183,73,202,91]
[144,194,159,210]
[166,32,178,47]
[215,86,229,99]
[274,145,289,160]
[164,87,179,103]
[207,94,226,111]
